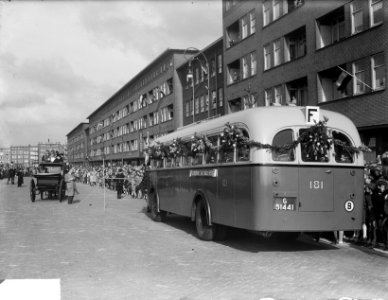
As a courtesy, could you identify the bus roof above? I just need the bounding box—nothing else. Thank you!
[154,106,361,146]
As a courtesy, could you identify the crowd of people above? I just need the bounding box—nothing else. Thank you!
[1,151,388,249]
[67,164,147,200]
[0,162,27,187]
[361,153,388,249]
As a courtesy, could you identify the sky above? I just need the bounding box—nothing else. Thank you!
[0,0,222,147]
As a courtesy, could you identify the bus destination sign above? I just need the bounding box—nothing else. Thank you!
[189,169,218,178]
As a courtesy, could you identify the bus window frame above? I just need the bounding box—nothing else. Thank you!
[295,126,356,165]
[268,126,358,165]
[149,123,252,169]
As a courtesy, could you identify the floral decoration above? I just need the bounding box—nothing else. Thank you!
[145,118,369,162]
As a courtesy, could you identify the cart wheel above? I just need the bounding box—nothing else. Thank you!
[58,179,65,202]
[40,191,44,200]
[30,180,36,202]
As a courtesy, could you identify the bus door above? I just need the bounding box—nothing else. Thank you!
[298,167,334,212]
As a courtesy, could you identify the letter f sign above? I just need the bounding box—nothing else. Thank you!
[306,106,320,125]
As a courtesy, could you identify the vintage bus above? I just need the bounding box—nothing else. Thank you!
[145,106,365,241]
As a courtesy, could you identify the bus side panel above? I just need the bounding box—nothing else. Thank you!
[250,165,279,231]
[213,166,235,226]
[332,168,364,231]
[189,169,218,217]
[234,165,253,228]
[157,169,189,216]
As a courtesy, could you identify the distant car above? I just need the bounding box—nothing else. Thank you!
[30,162,66,202]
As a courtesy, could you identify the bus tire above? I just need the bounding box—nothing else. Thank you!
[195,199,215,241]
[149,192,166,222]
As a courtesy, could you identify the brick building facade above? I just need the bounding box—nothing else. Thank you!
[66,123,89,167]
[87,49,197,166]
[223,0,386,159]
[176,38,226,126]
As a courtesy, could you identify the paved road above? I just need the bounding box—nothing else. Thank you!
[0,178,387,300]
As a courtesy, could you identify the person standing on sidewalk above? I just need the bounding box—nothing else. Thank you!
[64,167,75,204]
[116,168,125,199]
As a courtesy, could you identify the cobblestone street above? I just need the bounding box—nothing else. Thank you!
[1,179,387,300]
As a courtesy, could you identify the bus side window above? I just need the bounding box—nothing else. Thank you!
[205,136,218,164]
[219,147,234,163]
[237,129,250,162]
[272,129,295,162]
[193,154,204,165]
[333,131,354,163]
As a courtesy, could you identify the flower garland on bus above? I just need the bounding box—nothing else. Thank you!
[145,118,369,161]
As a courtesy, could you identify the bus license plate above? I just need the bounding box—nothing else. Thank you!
[273,197,296,211]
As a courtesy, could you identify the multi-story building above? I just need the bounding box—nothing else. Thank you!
[66,122,89,167]
[9,145,38,168]
[87,49,197,166]
[176,38,226,126]
[0,147,11,167]
[223,0,386,159]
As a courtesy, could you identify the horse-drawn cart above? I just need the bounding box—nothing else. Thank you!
[30,162,66,202]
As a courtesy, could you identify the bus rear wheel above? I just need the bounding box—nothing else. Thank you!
[195,199,216,241]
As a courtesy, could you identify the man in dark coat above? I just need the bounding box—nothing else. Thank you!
[116,168,125,199]
[17,168,24,187]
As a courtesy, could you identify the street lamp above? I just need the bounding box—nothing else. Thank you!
[184,47,211,122]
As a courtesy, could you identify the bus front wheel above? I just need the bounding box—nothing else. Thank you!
[149,192,166,222]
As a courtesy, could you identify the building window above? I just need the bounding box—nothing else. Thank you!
[273,39,282,67]
[211,58,216,77]
[227,59,240,84]
[284,26,306,62]
[195,97,200,114]
[317,65,351,102]
[218,88,223,107]
[250,52,257,76]
[200,95,205,113]
[274,85,283,105]
[212,90,217,109]
[250,11,256,34]
[351,1,364,34]
[372,52,385,90]
[217,54,223,74]
[273,0,281,21]
[241,15,248,39]
[263,0,271,26]
[242,56,249,79]
[370,0,383,26]
[264,89,273,106]
[285,77,307,106]
[316,7,345,49]
[195,67,200,85]
[264,44,272,70]
[353,59,366,95]
[263,0,304,26]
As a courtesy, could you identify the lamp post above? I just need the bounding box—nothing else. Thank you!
[184,47,211,122]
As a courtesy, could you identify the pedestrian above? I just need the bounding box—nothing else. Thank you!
[64,167,75,204]
[8,162,16,184]
[116,168,125,199]
[17,168,24,187]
